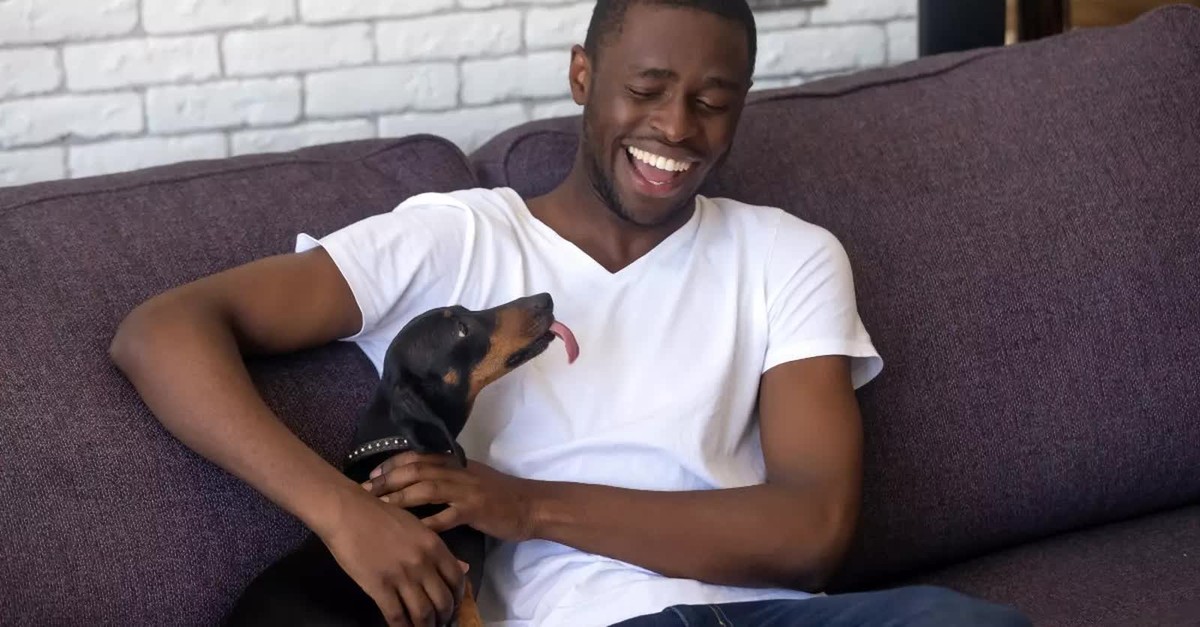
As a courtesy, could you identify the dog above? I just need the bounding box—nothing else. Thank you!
[224,292,578,627]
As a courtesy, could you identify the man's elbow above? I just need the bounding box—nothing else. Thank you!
[783,550,846,594]
[109,292,194,375]
[770,507,858,593]
[109,299,160,375]
[768,549,843,594]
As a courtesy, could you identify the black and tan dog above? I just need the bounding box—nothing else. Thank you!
[224,293,578,627]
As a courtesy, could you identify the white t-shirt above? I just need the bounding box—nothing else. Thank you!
[296,187,883,627]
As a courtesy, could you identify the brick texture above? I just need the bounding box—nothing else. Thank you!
[63,36,220,91]
[0,146,65,186]
[142,0,294,35]
[147,78,301,133]
[0,0,137,46]
[0,93,143,148]
[0,0,917,187]
[223,25,373,76]
[0,48,62,99]
[68,134,226,178]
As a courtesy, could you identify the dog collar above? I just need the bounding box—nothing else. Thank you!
[345,437,412,464]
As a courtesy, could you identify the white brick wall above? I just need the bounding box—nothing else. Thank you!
[0,0,918,187]
[0,48,61,99]
[64,36,220,91]
[147,78,301,133]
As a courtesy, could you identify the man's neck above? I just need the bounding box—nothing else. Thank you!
[525,163,696,274]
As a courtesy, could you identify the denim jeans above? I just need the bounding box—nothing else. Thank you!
[609,586,1032,627]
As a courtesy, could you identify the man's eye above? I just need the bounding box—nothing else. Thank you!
[626,87,657,99]
[698,99,729,112]
[457,321,469,338]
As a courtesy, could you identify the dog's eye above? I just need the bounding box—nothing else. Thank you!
[457,321,469,338]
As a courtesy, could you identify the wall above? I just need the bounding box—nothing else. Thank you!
[0,0,917,187]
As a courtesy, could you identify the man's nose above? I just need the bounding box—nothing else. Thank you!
[651,95,698,144]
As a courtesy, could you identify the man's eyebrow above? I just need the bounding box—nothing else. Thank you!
[630,66,744,91]
[631,67,677,81]
[703,75,743,91]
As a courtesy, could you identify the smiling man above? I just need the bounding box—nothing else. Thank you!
[110,1,1032,626]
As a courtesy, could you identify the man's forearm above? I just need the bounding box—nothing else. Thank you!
[527,480,855,592]
[110,298,362,538]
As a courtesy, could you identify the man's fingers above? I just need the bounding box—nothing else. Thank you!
[382,480,460,507]
[365,463,458,496]
[422,569,458,627]
[397,581,437,627]
[433,551,468,611]
[421,507,462,534]
[370,451,457,480]
[366,585,411,627]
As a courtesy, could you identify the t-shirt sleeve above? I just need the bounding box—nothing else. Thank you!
[293,194,474,343]
[763,213,884,389]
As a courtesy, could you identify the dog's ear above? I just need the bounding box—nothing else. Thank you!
[390,384,458,456]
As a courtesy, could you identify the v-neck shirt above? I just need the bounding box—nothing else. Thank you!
[296,186,883,627]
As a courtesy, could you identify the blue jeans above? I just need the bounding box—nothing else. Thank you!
[610,586,1031,627]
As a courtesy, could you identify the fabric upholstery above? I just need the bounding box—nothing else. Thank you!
[472,6,1200,590]
[901,505,1200,627]
[0,136,479,625]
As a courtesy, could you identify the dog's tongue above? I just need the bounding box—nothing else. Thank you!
[549,321,579,364]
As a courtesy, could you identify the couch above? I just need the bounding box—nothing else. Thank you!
[2,6,1197,626]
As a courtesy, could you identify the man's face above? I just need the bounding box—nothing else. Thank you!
[570,4,752,228]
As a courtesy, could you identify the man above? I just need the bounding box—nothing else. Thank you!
[110,1,1031,626]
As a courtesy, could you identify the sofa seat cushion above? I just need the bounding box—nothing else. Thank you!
[900,505,1200,627]
[470,6,1200,591]
[0,137,478,625]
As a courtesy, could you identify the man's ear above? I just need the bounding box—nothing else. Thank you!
[569,44,592,105]
[390,384,457,455]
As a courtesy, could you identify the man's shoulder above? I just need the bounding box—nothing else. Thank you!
[376,186,530,243]
[394,186,517,220]
[700,195,840,250]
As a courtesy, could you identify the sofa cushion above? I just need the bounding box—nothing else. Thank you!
[0,137,478,625]
[901,505,1200,627]
[472,6,1200,590]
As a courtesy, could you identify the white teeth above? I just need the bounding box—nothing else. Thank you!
[628,146,692,173]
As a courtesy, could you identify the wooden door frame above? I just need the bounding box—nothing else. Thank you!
[1017,0,1071,41]
[918,0,1069,56]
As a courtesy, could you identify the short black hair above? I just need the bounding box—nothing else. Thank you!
[583,0,757,76]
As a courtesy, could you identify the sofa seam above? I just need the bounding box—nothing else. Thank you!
[362,133,479,192]
[750,49,999,104]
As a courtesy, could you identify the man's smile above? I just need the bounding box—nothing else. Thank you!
[620,143,701,199]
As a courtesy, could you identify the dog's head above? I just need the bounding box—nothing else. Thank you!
[390,292,576,413]
[347,293,577,474]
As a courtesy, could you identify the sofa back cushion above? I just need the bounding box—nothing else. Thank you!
[472,6,1200,590]
[0,137,478,625]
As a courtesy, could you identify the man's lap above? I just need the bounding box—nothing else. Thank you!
[609,585,1032,627]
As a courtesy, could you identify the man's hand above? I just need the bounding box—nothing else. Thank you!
[363,452,541,542]
[321,490,468,627]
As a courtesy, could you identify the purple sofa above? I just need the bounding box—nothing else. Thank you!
[2,6,1197,626]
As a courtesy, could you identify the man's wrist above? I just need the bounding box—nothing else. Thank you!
[302,473,375,540]
[524,479,574,542]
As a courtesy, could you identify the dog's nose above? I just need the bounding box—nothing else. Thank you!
[530,292,552,311]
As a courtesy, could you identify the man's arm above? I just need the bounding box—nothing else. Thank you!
[377,354,863,592]
[110,249,366,534]
[525,355,862,592]
[110,249,468,626]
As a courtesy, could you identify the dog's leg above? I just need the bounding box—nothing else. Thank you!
[457,580,484,627]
